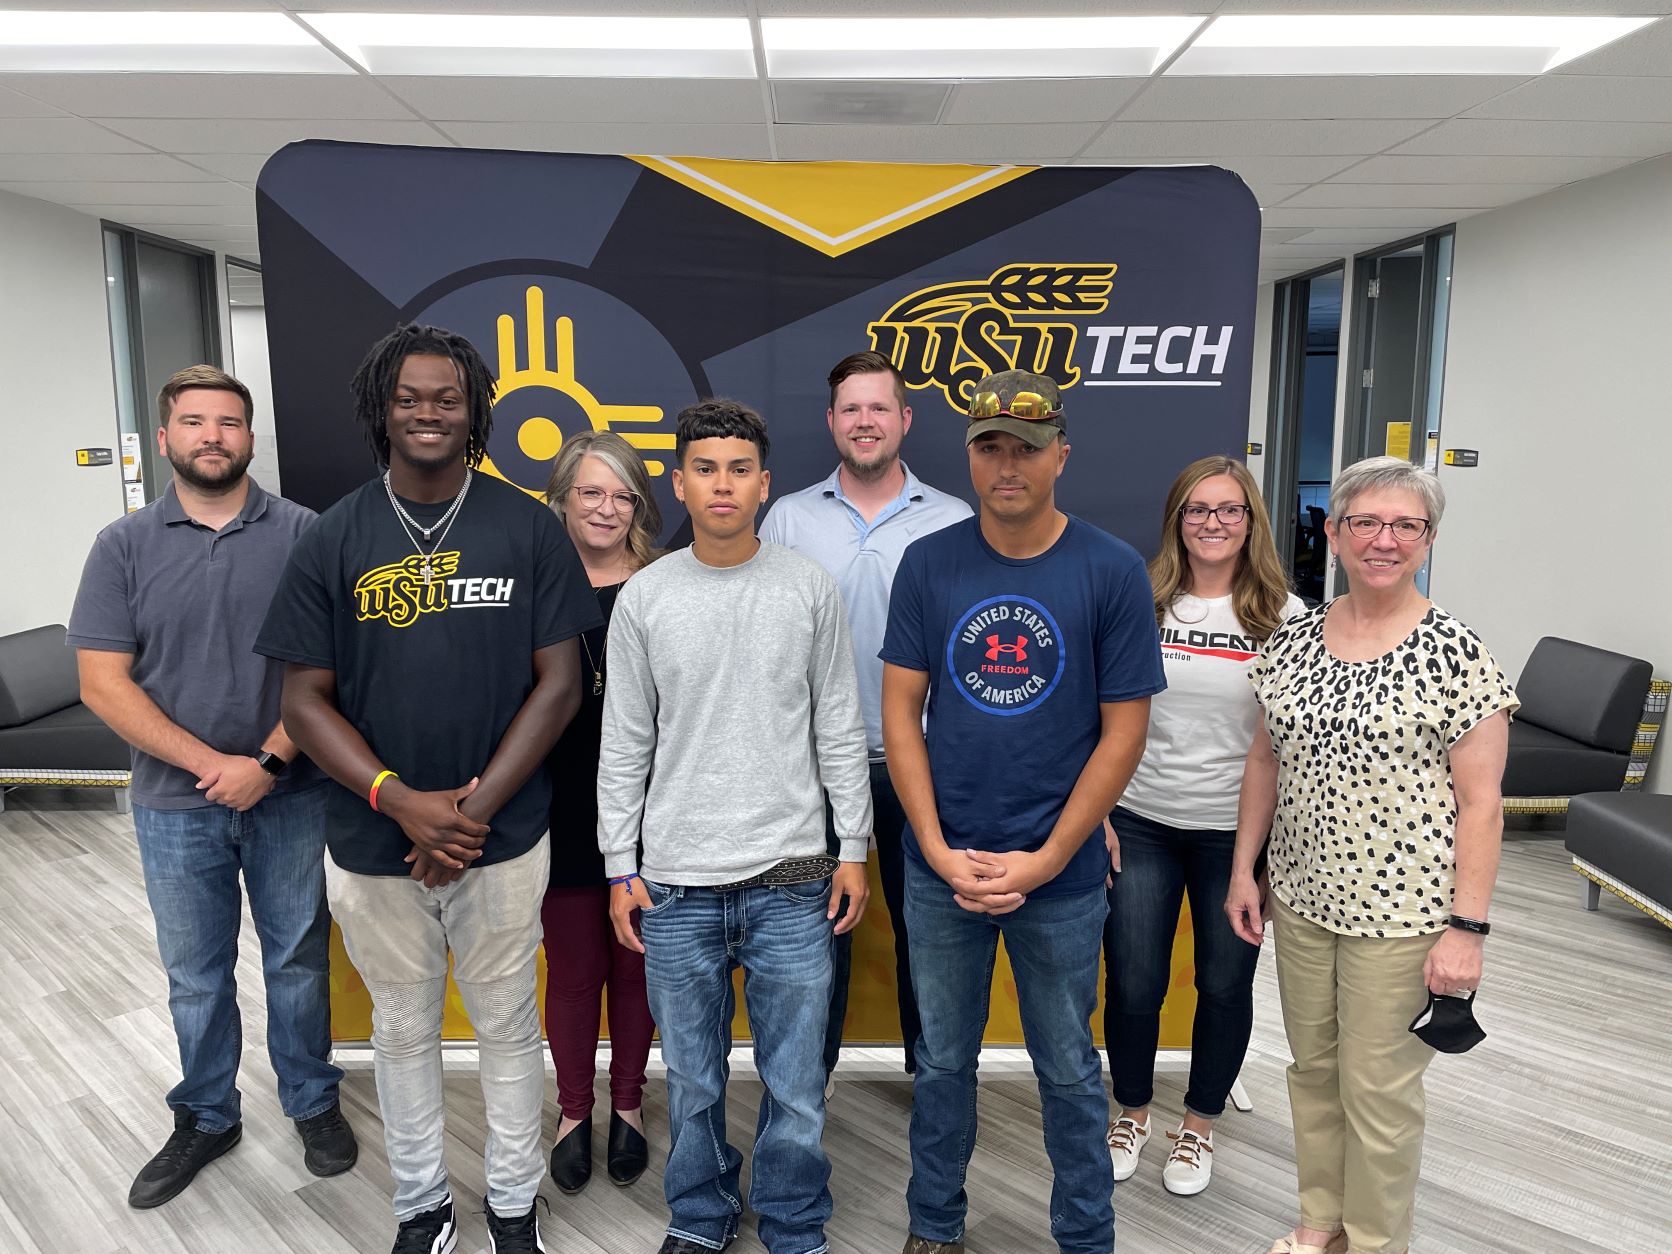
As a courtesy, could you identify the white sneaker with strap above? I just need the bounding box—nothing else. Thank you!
[1106,1115,1150,1182]
[1161,1126,1213,1196]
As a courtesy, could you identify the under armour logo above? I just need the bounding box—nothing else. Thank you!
[986,634,1028,662]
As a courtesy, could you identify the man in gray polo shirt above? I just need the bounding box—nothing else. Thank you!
[69,365,355,1210]
[759,350,971,1083]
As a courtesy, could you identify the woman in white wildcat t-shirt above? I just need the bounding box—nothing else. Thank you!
[1101,456,1304,1199]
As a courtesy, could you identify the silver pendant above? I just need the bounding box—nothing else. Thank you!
[592,672,604,697]
[421,560,432,585]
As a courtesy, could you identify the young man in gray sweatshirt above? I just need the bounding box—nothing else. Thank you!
[598,398,873,1254]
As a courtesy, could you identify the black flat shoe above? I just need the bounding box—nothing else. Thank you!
[127,1110,242,1209]
[549,1117,592,1194]
[606,1109,648,1186]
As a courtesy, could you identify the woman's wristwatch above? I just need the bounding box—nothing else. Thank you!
[1447,914,1491,936]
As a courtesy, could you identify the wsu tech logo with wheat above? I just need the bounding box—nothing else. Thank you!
[867,263,1236,409]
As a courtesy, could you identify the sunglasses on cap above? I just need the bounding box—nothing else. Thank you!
[968,389,1062,422]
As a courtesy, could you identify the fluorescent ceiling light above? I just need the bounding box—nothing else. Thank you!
[301,14,756,77]
[761,17,1205,79]
[0,11,348,73]
[1169,15,1656,76]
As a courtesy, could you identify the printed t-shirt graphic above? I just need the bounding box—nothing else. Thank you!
[881,516,1165,898]
[254,473,601,876]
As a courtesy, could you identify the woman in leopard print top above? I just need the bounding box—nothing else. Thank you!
[1225,457,1517,1254]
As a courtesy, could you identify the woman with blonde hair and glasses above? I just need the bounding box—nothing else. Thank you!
[1103,455,1304,1197]
[1227,456,1516,1254]
[540,430,663,1195]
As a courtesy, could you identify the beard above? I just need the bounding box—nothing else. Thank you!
[839,446,898,483]
[167,442,253,493]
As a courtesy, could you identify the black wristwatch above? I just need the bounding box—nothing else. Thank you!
[1448,914,1491,936]
[255,751,288,777]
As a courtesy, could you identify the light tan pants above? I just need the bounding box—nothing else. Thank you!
[1272,898,1441,1254]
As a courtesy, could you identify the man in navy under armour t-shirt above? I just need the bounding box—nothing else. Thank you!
[880,370,1164,1254]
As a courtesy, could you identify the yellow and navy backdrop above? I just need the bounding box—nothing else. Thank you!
[257,143,1259,1046]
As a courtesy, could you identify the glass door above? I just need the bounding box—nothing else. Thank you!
[1343,228,1455,593]
[1264,266,1343,604]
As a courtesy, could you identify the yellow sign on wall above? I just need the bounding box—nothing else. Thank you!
[330,857,1200,1049]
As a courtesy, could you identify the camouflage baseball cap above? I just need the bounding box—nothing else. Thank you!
[964,369,1066,449]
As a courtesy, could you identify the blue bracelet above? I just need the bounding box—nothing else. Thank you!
[608,873,639,888]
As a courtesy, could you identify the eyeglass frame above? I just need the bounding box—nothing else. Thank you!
[968,389,1062,421]
[1341,514,1431,542]
[1178,503,1249,526]
[570,484,641,513]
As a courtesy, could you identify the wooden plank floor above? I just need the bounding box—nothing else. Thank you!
[1,789,1668,1253]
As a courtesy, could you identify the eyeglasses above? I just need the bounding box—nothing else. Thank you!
[968,389,1062,421]
[1179,504,1248,526]
[1343,514,1430,542]
[572,485,640,513]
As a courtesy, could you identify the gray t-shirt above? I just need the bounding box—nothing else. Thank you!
[596,541,873,885]
[67,480,321,810]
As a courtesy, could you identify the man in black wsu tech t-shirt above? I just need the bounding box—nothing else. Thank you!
[257,324,599,1254]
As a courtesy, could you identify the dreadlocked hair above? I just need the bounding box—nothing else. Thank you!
[350,323,498,468]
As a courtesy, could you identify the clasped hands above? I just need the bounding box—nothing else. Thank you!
[381,776,491,889]
[929,845,1062,915]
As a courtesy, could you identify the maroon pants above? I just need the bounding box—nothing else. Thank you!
[540,885,654,1120]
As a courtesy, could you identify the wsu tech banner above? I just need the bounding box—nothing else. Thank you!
[258,143,1260,1046]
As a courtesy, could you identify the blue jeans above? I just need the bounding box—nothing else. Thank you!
[641,878,835,1254]
[133,783,340,1134]
[904,856,1112,1254]
[1102,806,1259,1118]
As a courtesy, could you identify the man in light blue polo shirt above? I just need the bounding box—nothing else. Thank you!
[760,350,971,1084]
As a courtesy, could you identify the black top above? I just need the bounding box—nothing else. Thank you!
[547,580,620,888]
[255,473,601,876]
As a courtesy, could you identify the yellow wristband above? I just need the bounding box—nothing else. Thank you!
[368,769,397,812]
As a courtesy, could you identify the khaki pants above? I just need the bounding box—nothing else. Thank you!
[1272,898,1441,1254]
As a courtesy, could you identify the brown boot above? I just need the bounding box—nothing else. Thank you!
[902,1237,965,1254]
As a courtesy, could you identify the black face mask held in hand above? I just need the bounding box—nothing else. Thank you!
[1408,990,1487,1054]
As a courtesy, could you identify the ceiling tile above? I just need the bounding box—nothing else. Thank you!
[182,154,272,182]
[0,74,418,121]
[1121,75,1526,122]
[0,83,68,118]
[384,75,767,124]
[1083,119,1433,158]
[1,180,254,205]
[70,202,258,225]
[1279,182,1559,208]
[773,81,949,125]
[942,78,1143,125]
[1553,15,1672,76]
[1285,226,1442,248]
[772,122,1101,162]
[1465,74,1672,121]
[1332,152,1635,183]
[0,117,145,154]
[1392,117,1672,157]
[1258,204,1474,229]
[1123,154,1358,183]
[437,121,772,159]
[0,153,224,182]
[91,118,449,153]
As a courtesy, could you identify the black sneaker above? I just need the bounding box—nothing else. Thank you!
[484,1198,547,1253]
[392,1197,457,1254]
[127,1110,242,1209]
[295,1103,359,1177]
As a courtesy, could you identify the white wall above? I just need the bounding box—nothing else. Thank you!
[1434,153,1672,792]
[0,188,122,637]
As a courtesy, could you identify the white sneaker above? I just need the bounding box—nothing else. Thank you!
[1161,1126,1213,1196]
[1106,1116,1150,1181]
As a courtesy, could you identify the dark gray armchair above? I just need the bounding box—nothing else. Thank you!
[0,625,131,812]
[1501,636,1666,817]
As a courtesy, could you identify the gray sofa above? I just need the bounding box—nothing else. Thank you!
[1566,792,1672,932]
[0,625,131,812]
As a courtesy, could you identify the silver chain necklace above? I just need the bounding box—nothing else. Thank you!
[384,469,472,585]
